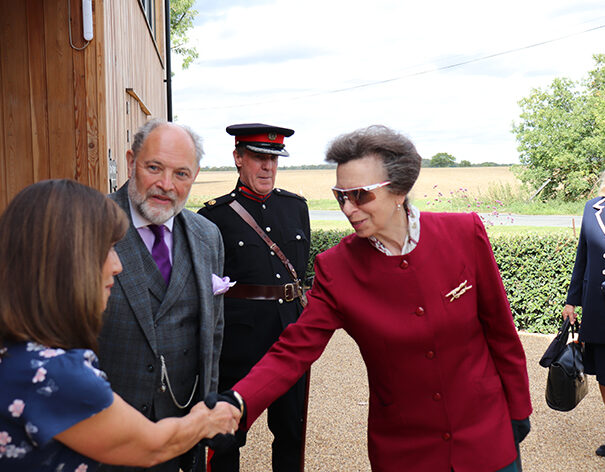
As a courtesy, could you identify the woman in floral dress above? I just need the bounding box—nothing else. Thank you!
[0,179,240,471]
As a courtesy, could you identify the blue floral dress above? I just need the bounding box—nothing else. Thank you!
[0,341,114,471]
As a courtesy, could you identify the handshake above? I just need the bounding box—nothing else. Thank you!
[201,390,246,453]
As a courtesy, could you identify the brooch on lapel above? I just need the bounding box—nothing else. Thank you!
[446,280,473,302]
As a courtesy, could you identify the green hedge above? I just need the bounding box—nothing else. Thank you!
[306,230,578,334]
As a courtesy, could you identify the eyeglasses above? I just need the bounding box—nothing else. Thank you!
[331,181,391,207]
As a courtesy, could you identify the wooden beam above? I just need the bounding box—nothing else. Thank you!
[126,87,152,116]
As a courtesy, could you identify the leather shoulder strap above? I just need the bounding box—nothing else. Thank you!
[229,200,307,306]
[229,200,298,280]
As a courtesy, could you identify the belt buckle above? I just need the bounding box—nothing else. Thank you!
[284,283,295,302]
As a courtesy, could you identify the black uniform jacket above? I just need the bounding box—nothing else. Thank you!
[198,181,311,378]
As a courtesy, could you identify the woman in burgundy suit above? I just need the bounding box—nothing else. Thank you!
[231,125,532,471]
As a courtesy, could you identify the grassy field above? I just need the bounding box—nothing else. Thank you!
[189,166,523,207]
[188,166,585,233]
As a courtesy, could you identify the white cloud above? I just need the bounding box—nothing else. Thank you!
[172,0,605,167]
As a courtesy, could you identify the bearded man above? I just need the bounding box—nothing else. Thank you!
[98,119,225,472]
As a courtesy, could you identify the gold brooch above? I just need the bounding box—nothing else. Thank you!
[445,280,473,302]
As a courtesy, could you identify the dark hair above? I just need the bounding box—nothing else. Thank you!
[0,179,129,352]
[325,125,422,195]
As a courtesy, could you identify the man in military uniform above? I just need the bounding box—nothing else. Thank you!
[198,123,310,472]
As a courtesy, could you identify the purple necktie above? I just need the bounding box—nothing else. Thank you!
[149,224,172,285]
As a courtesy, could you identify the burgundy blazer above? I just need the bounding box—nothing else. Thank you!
[234,212,532,472]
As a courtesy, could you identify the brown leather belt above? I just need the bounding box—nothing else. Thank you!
[225,282,302,302]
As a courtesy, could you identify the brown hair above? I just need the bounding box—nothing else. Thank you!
[0,179,128,352]
[325,125,422,196]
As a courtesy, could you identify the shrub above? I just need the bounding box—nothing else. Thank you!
[306,230,577,334]
[492,233,577,333]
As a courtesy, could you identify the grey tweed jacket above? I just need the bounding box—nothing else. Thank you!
[98,182,224,416]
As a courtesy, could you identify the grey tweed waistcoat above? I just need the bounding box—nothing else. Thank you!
[148,216,201,420]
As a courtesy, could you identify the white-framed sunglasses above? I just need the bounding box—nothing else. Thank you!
[331,181,391,207]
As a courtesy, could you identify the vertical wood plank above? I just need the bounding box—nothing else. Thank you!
[155,0,165,64]
[27,0,50,182]
[44,0,76,180]
[0,2,34,204]
[0,13,6,211]
[84,0,100,190]
[71,0,88,184]
[95,0,109,193]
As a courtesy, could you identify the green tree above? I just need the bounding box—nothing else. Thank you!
[459,159,472,167]
[430,152,457,167]
[170,0,199,69]
[512,54,605,201]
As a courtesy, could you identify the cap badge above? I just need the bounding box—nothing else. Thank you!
[268,132,277,141]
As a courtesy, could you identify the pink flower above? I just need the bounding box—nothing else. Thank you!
[0,431,11,446]
[32,367,47,383]
[8,400,24,418]
[75,464,89,472]
[39,348,64,358]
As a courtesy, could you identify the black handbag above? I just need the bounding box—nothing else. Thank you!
[539,318,572,368]
[541,320,588,411]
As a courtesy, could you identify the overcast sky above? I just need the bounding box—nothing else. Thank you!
[171,0,605,168]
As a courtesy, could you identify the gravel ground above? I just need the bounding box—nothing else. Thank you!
[238,330,605,471]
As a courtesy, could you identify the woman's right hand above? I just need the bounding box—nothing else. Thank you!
[562,304,577,325]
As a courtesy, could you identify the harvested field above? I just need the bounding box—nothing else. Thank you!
[190,167,521,202]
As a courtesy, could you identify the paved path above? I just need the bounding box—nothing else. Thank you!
[240,331,605,471]
[310,210,582,228]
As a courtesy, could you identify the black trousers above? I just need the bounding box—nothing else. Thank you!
[210,374,307,472]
